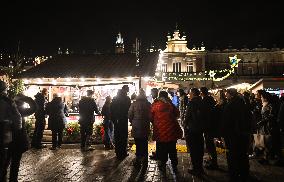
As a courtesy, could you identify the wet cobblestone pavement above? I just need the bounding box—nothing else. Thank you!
[13,144,284,182]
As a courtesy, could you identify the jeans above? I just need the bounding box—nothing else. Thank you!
[134,138,148,158]
[103,119,113,146]
[80,123,93,148]
[114,119,128,158]
[186,132,204,171]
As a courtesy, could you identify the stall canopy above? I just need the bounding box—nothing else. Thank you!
[249,77,284,93]
[17,52,159,78]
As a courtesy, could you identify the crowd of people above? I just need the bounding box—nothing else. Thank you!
[1,79,284,181]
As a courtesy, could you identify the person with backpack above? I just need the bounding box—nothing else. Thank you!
[0,81,22,181]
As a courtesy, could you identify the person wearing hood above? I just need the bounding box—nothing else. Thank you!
[128,89,151,168]
[0,81,22,181]
[31,88,48,149]
[78,90,99,151]
[151,91,183,173]
[46,94,69,150]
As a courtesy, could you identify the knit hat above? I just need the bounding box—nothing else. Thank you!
[0,80,8,93]
[226,88,238,97]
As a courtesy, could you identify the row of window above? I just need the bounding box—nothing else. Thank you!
[161,62,193,72]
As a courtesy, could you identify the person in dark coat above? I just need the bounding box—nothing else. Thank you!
[101,96,114,149]
[79,90,99,151]
[46,94,68,150]
[128,89,151,168]
[222,88,250,182]
[31,88,48,149]
[4,93,37,181]
[0,81,22,182]
[200,87,218,170]
[184,88,205,176]
[178,88,188,127]
[110,85,131,159]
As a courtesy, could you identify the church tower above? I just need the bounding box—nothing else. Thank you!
[115,32,125,54]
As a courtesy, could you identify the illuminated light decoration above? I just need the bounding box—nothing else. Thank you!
[143,77,150,81]
[80,77,85,82]
[112,78,118,82]
[155,55,241,82]
[23,79,30,84]
[96,78,101,83]
[127,77,133,81]
[37,79,43,84]
[65,78,71,82]
[52,79,57,85]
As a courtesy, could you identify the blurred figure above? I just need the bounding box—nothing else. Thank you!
[79,90,99,151]
[184,88,204,176]
[31,88,48,149]
[151,91,182,173]
[46,94,69,150]
[101,96,114,150]
[200,87,218,170]
[222,88,250,182]
[128,89,151,168]
[149,88,159,160]
[177,88,188,127]
[4,93,37,181]
[111,85,131,159]
[0,81,22,181]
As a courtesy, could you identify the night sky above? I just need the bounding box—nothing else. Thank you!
[1,1,283,55]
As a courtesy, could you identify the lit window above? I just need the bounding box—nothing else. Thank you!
[187,62,193,72]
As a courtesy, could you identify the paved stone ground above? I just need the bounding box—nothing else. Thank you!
[11,144,284,182]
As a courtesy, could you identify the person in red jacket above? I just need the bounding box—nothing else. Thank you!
[151,91,183,173]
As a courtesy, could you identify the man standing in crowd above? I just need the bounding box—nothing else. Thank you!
[200,87,218,169]
[184,88,204,176]
[222,88,251,182]
[0,81,22,181]
[178,89,188,127]
[111,85,131,159]
[31,88,48,149]
[79,90,99,151]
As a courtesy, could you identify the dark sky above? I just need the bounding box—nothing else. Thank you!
[1,0,283,55]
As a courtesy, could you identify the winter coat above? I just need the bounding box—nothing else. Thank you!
[257,103,275,135]
[101,103,111,121]
[0,94,22,147]
[14,94,37,153]
[46,97,68,131]
[128,95,151,138]
[34,92,47,119]
[201,95,217,133]
[278,102,284,132]
[222,96,251,136]
[151,98,182,142]
[184,96,203,133]
[78,96,99,124]
[110,93,131,122]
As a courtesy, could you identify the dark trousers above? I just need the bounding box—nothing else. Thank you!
[156,141,178,166]
[31,117,46,147]
[204,133,217,165]
[1,146,22,182]
[80,123,93,148]
[0,148,8,181]
[114,120,128,158]
[224,135,250,182]
[52,129,63,148]
[134,138,148,158]
[187,132,204,171]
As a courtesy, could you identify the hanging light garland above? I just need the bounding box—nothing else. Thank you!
[155,55,240,82]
